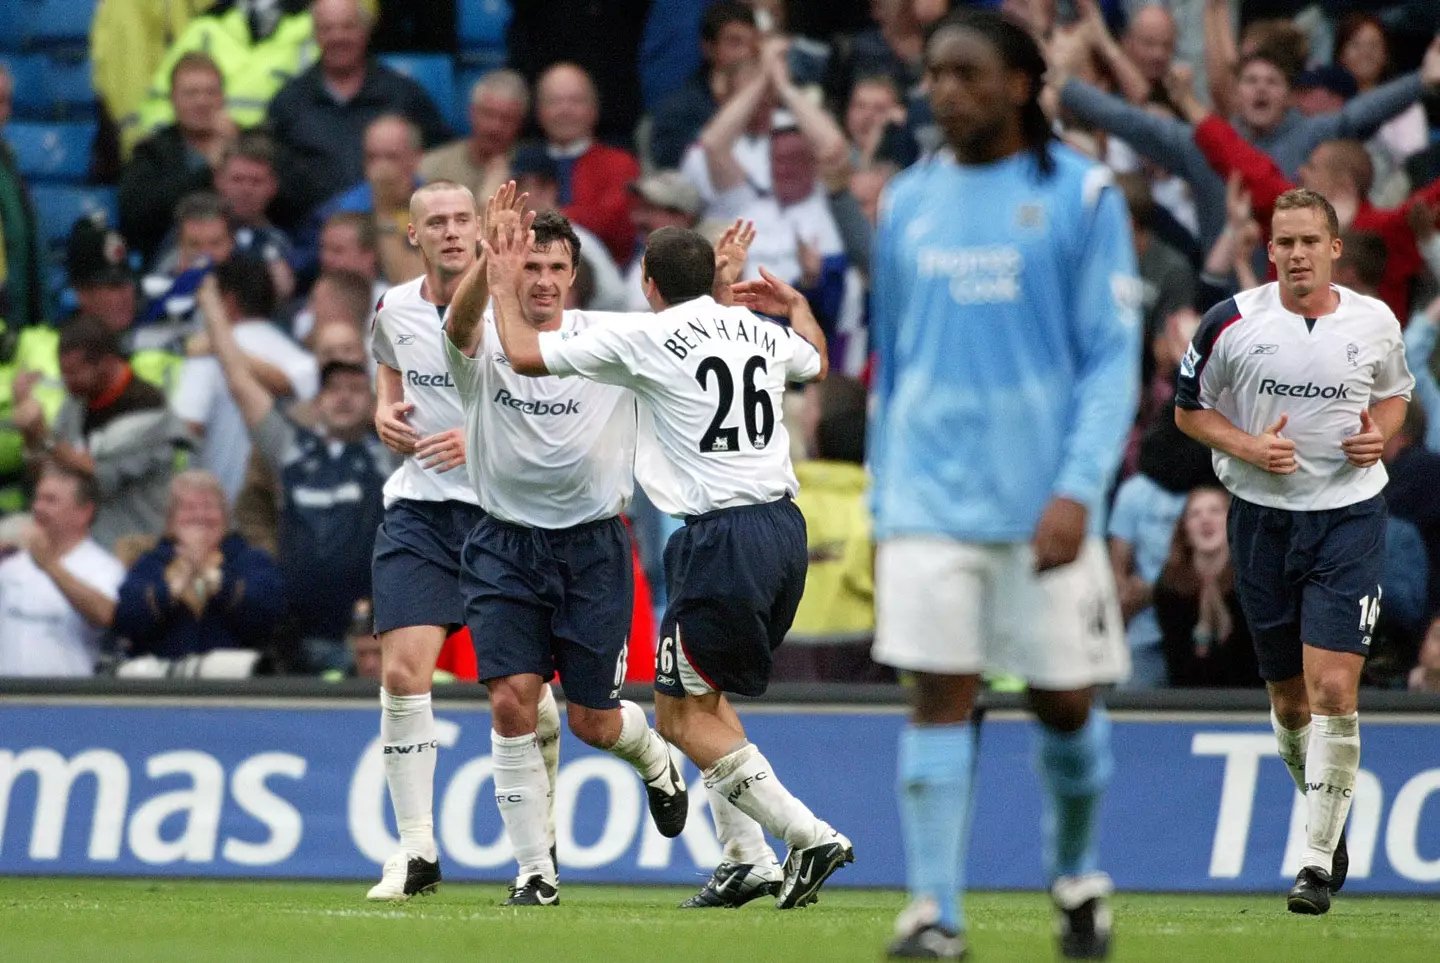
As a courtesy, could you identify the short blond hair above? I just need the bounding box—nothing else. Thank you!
[408,179,476,222]
[1273,187,1340,239]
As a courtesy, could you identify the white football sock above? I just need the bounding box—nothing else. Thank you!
[705,782,778,868]
[491,730,555,879]
[536,684,561,851]
[380,689,439,862]
[1270,708,1310,793]
[608,701,673,784]
[704,743,831,851]
[1301,713,1360,873]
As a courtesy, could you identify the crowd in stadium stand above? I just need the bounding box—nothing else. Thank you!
[1,0,1440,690]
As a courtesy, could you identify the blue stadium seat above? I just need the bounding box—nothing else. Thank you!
[16,0,97,49]
[3,120,95,182]
[28,184,117,251]
[0,0,19,52]
[43,55,96,116]
[458,0,512,51]
[380,54,456,131]
[0,53,48,117]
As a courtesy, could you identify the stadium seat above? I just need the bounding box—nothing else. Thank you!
[380,53,455,131]
[457,0,512,50]
[43,55,96,116]
[15,0,97,49]
[0,53,48,117]
[0,0,18,52]
[3,120,96,182]
[28,184,117,251]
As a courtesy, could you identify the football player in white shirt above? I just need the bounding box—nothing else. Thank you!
[1176,188,1415,916]
[364,180,562,901]
[483,219,853,911]
[440,185,688,907]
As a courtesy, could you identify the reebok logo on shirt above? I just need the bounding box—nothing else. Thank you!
[1258,378,1350,400]
[492,388,580,416]
[407,370,456,387]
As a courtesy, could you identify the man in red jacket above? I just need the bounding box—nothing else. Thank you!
[1168,69,1440,321]
[534,63,640,263]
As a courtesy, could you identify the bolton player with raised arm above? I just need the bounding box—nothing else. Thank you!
[1175,187,1413,916]
[483,216,854,912]
[437,182,690,907]
[364,179,563,902]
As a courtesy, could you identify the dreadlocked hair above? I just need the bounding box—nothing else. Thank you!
[928,8,1056,178]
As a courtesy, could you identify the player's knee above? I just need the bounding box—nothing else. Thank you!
[566,705,620,748]
[489,683,537,737]
[910,672,978,725]
[1030,690,1092,734]
[1309,673,1357,716]
[380,660,428,696]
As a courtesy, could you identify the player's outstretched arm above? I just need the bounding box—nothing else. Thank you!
[731,266,828,381]
[1175,407,1297,474]
[485,220,548,377]
[447,181,534,355]
[196,276,274,431]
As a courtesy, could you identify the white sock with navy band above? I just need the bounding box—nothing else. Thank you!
[703,743,831,851]
[491,730,555,879]
[1301,713,1361,873]
[379,689,438,862]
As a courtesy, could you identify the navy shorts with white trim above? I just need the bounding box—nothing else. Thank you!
[1228,494,1386,682]
[371,498,486,634]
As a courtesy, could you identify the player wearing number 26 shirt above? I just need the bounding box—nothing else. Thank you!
[484,221,854,913]
[1176,188,1413,917]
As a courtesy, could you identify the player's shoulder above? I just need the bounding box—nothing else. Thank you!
[1337,285,1402,330]
[376,275,426,314]
[1044,145,1121,211]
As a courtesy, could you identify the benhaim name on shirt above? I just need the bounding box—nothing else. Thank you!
[664,315,779,361]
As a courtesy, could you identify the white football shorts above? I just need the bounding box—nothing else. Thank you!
[871,536,1130,690]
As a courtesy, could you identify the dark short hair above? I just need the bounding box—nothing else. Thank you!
[1337,229,1387,291]
[214,255,277,320]
[1274,187,1340,239]
[222,130,279,171]
[325,211,378,253]
[175,190,230,226]
[58,314,123,361]
[1237,47,1297,86]
[530,210,581,269]
[701,1,756,44]
[315,269,375,329]
[642,227,715,305]
[170,51,222,90]
[319,360,370,390]
[39,461,101,508]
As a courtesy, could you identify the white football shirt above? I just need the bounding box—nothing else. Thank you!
[1176,282,1414,510]
[371,276,479,507]
[0,541,126,677]
[444,308,637,528]
[538,296,823,516]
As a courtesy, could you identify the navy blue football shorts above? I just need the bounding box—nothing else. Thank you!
[1228,493,1386,682]
[371,498,485,634]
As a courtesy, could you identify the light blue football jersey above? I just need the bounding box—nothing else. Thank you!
[868,145,1141,542]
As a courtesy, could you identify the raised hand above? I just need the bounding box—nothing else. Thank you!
[484,180,533,251]
[1341,408,1385,469]
[1164,63,1206,123]
[376,400,419,456]
[731,266,806,318]
[483,215,534,293]
[713,219,757,290]
[1249,414,1297,474]
[415,428,467,474]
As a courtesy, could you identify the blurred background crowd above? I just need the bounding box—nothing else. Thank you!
[1,0,1440,692]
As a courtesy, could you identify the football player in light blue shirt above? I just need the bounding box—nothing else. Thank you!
[868,10,1141,960]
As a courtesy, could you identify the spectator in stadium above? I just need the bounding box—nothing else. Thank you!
[120,53,238,265]
[130,0,318,152]
[14,317,187,549]
[843,75,905,169]
[511,146,631,311]
[421,70,529,205]
[66,215,139,334]
[775,375,889,683]
[825,0,926,120]
[113,469,284,662]
[1201,10,1311,118]
[622,171,710,310]
[173,256,317,502]
[1118,173,1197,387]
[197,275,390,672]
[1121,4,1179,103]
[266,0,450,220]
[1335,14,1431,204]
[0,464,126,677]
[530,63,641,263]
[1108,433,1190,689]
[215,134,295,294]
[1167,64,1440,320]
[1408,616,1440,692]
[1153,486,1260,688]
[681,56,777,202]
[648,1,760,170]
[1293,66,1359,120]
[0,63,44,329]
[1383,402,1440,619]
[314,115,427,284]
[1404,291,1440,453]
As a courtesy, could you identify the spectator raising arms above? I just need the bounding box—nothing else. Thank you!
[113,470,284,664]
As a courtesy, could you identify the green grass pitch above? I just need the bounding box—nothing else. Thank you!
[2,879,1437,963]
